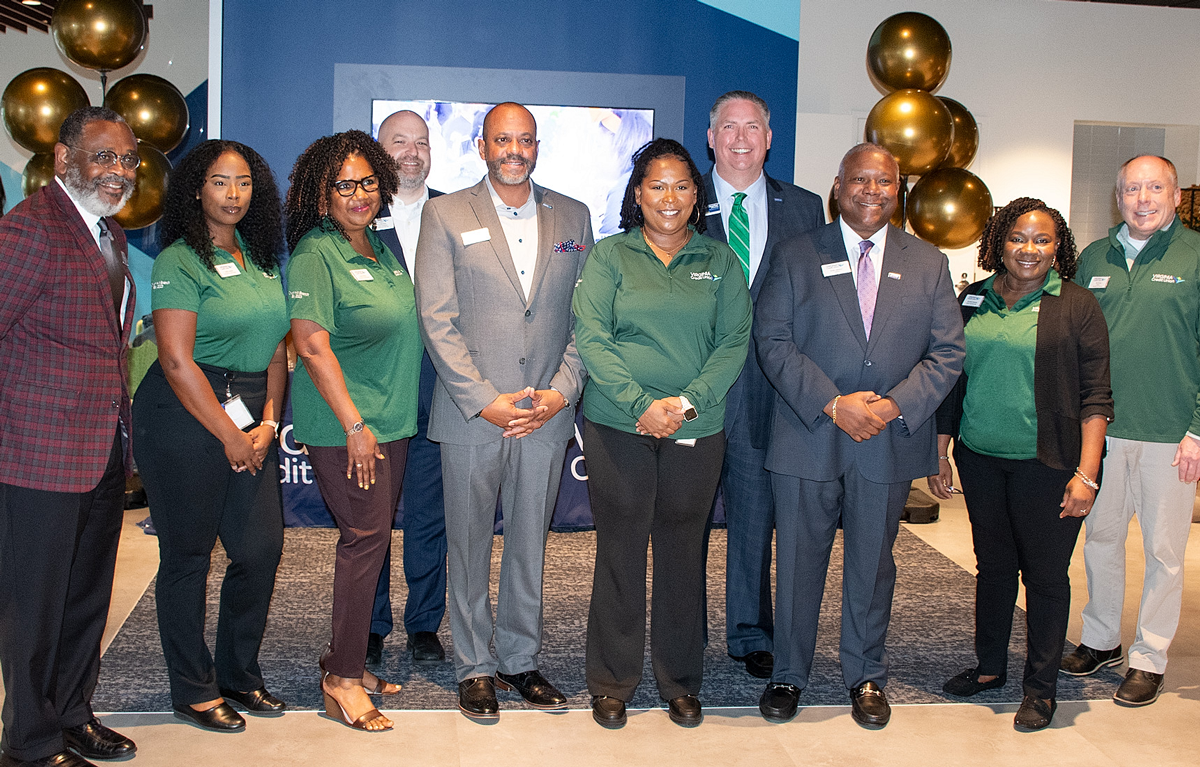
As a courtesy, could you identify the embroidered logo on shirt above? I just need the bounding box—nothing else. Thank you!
[554,240,586,253]
[151,280,170,289]
[393,269,405,276]
[1151,273,1185,284]
[288,290,310,299]
[690,271,720,281]
[263,272,278,279]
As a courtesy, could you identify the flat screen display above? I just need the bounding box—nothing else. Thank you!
[372,99,654,238]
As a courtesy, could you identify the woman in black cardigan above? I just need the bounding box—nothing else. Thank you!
[929,197,1113,730]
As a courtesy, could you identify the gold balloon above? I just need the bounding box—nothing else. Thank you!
[906,168,993,250]
[2,68,91,154]
[114,141,169,230]
[51,0,146,72]
[939,97,979,170]
[104,75,189,153]
[22,153,56,198]
[867,12,952,92]
[864,89,954,176]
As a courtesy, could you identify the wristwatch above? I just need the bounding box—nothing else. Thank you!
[678,396,698,422]
[344,420,365,436]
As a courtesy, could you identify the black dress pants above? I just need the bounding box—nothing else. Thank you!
[132,361,284,706]
[583,420,725,701]
[0,430,124,762]
[955,442,1084,699]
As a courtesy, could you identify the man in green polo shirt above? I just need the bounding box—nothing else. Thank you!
[1064,155,1200,707]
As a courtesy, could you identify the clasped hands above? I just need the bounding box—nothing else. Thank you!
[636,397,685,439]
[224,423,276,476]
[481,387,566,438]
[826,391,900,442]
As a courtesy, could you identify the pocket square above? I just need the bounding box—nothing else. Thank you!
[554,239,586,253]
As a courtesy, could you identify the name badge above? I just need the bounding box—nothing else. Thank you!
[373,216,395,231]
[222,395,255,430]
[461,227,491,246]
[1088,276,1111,289]
[214,262,241,278]
[962,294,984,307]
[350,268,374,281]
[705,202,721,216]
[888,272,901,280]
[821,260,853,278]
[1031,306,1040,313]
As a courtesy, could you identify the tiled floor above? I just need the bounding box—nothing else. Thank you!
[14,483,1200,766]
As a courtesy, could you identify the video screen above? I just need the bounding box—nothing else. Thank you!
[371,100,654,238]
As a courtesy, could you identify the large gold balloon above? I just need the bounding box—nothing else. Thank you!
[906,168,993,250]
[2,68,91,154]
[864,89,953,176]
[22,153,56,198]
[867,12,952,92]
[51,0,146,72]
[104,75,189,153]
[939,97,979,170]
[113,141,169,230]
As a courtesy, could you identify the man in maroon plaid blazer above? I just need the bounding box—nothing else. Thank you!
[0,108,140,767]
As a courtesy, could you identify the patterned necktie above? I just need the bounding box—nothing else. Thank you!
[728,192,750,284]
[857,240,877,338]
[97,218,125,320]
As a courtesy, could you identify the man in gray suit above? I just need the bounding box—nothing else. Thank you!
[414,102,593,721]
[701,90,824,680]
[753,144,964,728]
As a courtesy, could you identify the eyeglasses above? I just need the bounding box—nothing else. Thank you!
[64,145,141,171]
[331,175,379,197]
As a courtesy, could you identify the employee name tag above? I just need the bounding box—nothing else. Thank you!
[1031,306,1040,313]
[821,260,853,277]
[962,294,984,307]
[222,395,255,430]
[888,272,901,280]
[350,268,374,281]
[214,262,241,278]
[675,438,697,447]
[372,216,394,231]
[1088,275,1111,289]
[462,227,491,246]
[705,202,721,216]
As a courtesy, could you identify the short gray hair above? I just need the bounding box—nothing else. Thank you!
[838,143,898,181]
[58,106,127,147]
[1116,155,1178,194]
[708,91,770,133]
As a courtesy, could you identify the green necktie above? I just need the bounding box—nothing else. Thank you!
[729,192,750,284]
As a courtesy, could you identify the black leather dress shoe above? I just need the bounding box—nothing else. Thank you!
[1059,643,1123,676]
[0,750,98,766]
[219,687,287,716]
[759,682,800,723]
[1013,695,1056,730]
[61,718,135,761]
[407,632,446,665]
[172,702,246,732]
[666,695,703,727]
[1113,668,1165,706]
[730,650,774,679]
[942,668,1006,697]
[495,669,567,709]
[591,696,626,729]
[458,677,499,721]
[366,632,385,667]
[850,682,890,728]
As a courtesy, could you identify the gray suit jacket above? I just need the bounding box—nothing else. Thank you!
[754,220,964,484]
[414,178,594,445]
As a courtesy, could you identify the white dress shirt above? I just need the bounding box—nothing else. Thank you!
[838,216,886,289]
[485,176,539,300]
[55,176,130,320]
[712,170,769,283]
[389,186,430,270]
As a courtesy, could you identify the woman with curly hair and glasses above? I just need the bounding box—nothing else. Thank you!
[929,197,1113,730]
[284,130,421,732]
[572,138,751,729]
[133,140,289,732]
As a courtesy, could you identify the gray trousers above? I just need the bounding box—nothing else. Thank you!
[441,438,566,681]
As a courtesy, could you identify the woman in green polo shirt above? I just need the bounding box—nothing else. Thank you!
[929,198,1112,730]
[132,140,289,732]
[573,138,751,729]
[285,130,421,732]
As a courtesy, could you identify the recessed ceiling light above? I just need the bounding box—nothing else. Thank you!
[22,1,44,6]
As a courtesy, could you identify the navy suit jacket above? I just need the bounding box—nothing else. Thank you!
[703,171,824,449]
[754,221,964,484]
[374,187,444,271]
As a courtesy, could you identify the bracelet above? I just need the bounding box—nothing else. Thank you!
[938,455,950,461]
[831,395,842,424]
[1074,468,1099,491]
[262,419,280,438]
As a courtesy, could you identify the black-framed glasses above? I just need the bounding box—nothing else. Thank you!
[64,145,141,171]
[331,175,379,197]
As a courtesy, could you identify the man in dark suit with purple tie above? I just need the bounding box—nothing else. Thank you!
[367,110,448,668]
[0,107,140,766]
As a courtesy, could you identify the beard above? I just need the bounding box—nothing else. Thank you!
[486,153,535,187]
[62,164,135,218]
[397,164,429,192]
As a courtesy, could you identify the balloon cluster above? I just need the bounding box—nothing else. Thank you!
[861,12,992,250]
[0,0,188,229]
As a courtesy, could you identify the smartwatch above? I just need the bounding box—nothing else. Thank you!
[678,395,698,422]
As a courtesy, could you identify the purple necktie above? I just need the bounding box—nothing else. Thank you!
[857,240,877,338]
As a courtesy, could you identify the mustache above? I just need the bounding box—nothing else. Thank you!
[93,173,134,193]
[498,154,527,166]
